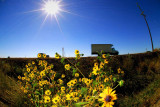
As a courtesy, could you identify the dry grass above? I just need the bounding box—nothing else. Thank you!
[0,52,160,106]
[0,70,31,107]
[116,74,160,107]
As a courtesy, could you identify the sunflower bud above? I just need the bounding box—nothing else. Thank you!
[113,77,117,82]
[119,80,124,87]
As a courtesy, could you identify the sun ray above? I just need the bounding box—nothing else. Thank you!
[54,14,62,33]
[60,9,82,17]
[21,9,43,14]
[40,13,49,29]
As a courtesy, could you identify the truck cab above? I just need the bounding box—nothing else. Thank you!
[111,48,119,55]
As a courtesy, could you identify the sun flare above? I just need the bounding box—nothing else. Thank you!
[22,0,76,32]
[42,0,61,16]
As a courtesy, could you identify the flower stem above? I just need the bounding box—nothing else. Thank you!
[112,84,119,90]
[65,58,85,78]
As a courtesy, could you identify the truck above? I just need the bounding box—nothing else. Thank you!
[91,44,119,55]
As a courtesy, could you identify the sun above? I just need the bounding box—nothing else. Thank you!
[42,0,61,16]
[41,0,64,31]
[22,0,76,31]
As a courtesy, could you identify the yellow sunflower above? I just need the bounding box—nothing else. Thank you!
[121,71,124,74]
[34,66,37,70]
[39,81,43,86]
[94,62,99,67]
[18,75,21,80]
[75,73,79,77]
[28,63,31,66]
[38,53,41,58]
[27,68,30,72]
[67,82,71,87]
[29,73,34,78]
[52,96,60,104]
[99,87,117,107]
[51,105,58,107]
[65,64,71,70]
[73,97,79,102]
[55,53,61,59]
[100,62,104,68]
[102,54,106,58]
[117,68,121,74]
[104,78,109,82]
[39,60,42,65]
[99,84,104,90]
[66,94,72,101]
[104,59,109,64]
[85,79,92,86]
[93,66,98,71]
[32,61,35,65]
[40,71,46,77]
[73,79,77,84]
[85,95,90,101]
[43,54,46,58]
[79,78,82,82]
[58,79,63,84]
[24,89,28,93]
[92,89,97,95]
[92,70,98,75]
[109,75,112,79]
[95,104,99,107]
[45,90,51,96]
[22,77,25,81]
[43,80,49,85]
[75,50,79,55]
[70,80,75,87]
[61,74,65,78]
[44,96,50,103]
[61,86,65,91]
[61,99,66,103]
[72,92,78,97]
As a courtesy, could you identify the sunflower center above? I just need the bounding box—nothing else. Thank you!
[105,95,112,102]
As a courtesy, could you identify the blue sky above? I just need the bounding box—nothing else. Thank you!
[0,0,160,58]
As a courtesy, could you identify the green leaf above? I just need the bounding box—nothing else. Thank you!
[57,92,61,95]
[73,102,89,107]
[100,73,103,77]
[80,87,88,95]
[35,91,41,95]
[92,80,98,87]
[96,51,101,56]
[97,56,100,60]
[76,62,80,66]
[113,77,117,82]
[99,58,103,62]
[33,83,37,90]
[72,68,77,76]
[60,58,65,63]
[101,50,105,54]
[75,57,78,60]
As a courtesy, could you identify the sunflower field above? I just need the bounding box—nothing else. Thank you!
[16,50,124,107]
